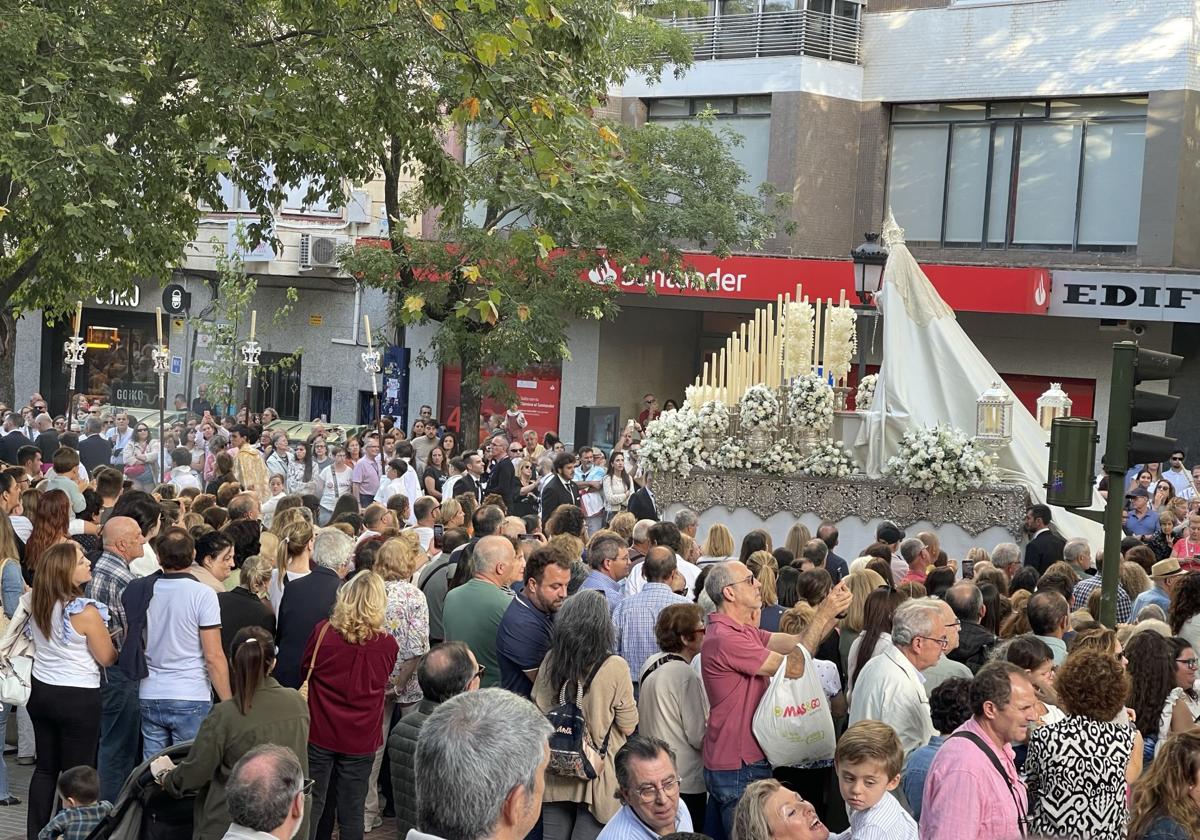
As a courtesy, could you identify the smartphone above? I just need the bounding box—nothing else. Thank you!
[433,523,445,548]
[520,533,542,543]
[962,558,975,580]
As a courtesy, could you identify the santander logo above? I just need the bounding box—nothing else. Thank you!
[1034,275,1048,307]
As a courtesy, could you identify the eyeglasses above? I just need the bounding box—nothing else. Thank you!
[299,778,315,796]
[630,776,680,804]
[945,619,962,628]
[473,664,486,680]
[918,636,951,651]
[726,573,756,590]
[1172,457,1184,462]
[509,447,522,454]
[1178,658,1199,669]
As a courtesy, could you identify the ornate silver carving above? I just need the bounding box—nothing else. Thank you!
[655,470,1028,536]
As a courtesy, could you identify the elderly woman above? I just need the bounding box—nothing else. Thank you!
[152,627,310,840]
[1025,649,1141,840]
[638,603,708,829]
[302,571,399,840]
[732,778,831,840]
[533,589,637,840]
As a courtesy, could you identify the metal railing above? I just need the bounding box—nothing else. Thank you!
[663,9,862,64]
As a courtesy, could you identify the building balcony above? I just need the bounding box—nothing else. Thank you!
[663,9,862,65]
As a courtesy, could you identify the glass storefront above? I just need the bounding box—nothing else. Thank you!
[42,309,162,414]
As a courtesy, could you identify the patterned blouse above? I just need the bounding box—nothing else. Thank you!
[1025,715,1134,840]
[383,579,430,705]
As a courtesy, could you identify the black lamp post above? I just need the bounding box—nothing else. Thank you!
[850,232,889,384]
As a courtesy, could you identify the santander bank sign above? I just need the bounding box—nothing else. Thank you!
[587,252,1051,317]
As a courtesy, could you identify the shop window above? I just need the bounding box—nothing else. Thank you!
[885,96,1146,251]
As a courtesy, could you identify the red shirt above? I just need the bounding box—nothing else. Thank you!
[302,620,399,754]
[701,612,772,771]
[900,567,927,585]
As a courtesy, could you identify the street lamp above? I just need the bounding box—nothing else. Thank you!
[850,232,888,305]
[241,311,262,427]
[152,316,170,479]
[362,315,383,440]
[1036,382,1073,432]
[850,232,889,383]
[975,380,1014,458]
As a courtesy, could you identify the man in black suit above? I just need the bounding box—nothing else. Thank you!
[273,528,353,688]
[33,413,59,463]
[539,451,580,526]
[457,452,486,504]
[1023,503,1066,575]
[627,481,658,522]
[0,413,25,465]
[483,434,519,508]
[817,522,849,584]
[77,417,114,475]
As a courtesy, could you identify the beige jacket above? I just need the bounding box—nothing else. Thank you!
[532,654,638,823]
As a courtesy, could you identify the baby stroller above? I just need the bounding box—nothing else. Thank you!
[84,742,195,840]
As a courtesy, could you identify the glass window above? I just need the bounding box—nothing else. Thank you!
[1050,97,1147,119]
[215,175,243,211]
[282,178,333,213]
[697,97,736,114]
[893,103,986,123]
[720,0,756,15]
[944,125,989,244]
[1077,121,1145,246]
[647,98,690,118]
[986,124,1014,245]
[887,125,949,242]
[1012,122,1082,246]
[737,95,772,114]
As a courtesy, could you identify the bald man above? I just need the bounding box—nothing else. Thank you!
[90,515,147,801]
[441,535,519,689]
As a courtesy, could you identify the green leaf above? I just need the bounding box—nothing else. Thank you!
[47,124,67,147]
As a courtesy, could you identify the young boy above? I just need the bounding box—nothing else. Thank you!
[168,446,202,493]
[37,766,112,840]
[832,720,918,840]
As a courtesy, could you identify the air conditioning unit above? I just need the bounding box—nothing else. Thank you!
[298,234,344,269]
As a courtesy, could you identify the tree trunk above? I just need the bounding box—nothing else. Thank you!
[0,308,17,408]
[458,342,482,451]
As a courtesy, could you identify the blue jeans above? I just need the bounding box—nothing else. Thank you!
[705,760,772,838]
[100,668,142,801]
[139,698,212,760]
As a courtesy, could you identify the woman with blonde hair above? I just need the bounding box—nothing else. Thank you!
[364,533,430,827]
[266,519,315,615]
[746,550,782,631]
[838,568,887,674]
[1122,560,1153,600]
[302,571,399,840]
[698,523,736,566]
[217,553,277,658]
[783,522,812,558]
[436,497,465,530]
[732,778,830,840]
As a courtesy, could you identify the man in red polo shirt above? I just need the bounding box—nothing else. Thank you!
[700,559,850,835]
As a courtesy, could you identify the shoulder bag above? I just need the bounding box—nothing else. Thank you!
[299,621,332,701]
[0,593,35,706]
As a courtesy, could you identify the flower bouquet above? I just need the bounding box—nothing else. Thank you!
[760,440,805,476]
[884,425,997,495]
[800,440,855,478]
[696,400,731,451]
[640,407,704,478]
[856,374,878,412]
[787,375,835,432]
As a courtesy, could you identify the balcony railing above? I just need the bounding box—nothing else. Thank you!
[663,10,862,64]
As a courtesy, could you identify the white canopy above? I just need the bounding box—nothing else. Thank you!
[854,214,1105,547]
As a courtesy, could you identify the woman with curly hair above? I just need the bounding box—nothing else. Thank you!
[1169,571,1200,652]
[1025,649,1141,840]
[1125,630,1176,761]
[1129,730,1200,839]
[301,571,399,840]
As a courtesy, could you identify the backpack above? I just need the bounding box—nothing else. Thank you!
[546,659,611,780]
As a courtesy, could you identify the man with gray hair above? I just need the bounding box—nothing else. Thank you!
[221,744,307,840]
[580,532,631,610]
[33,412,59,462]
[945,582,996,674]
[601,735,693,838]
[673,509,699,539]
[700,560,851,834]
[1070,546,1131,622]
[273,527,353,688]
[898,536,932,585]
[410,688,551,840]
[849,597,942,754]
[629,519,655,565]
[991,542,1022,580]
[1062,537,1093,575]
[443,535,521,689]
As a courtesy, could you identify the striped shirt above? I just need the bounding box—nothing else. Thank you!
[832,787,918,840]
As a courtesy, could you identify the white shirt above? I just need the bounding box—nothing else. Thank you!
[141,575,222,701]
[399,464,420,525]
[375,476,408,505]
[831,785,918,840]
[318,464,353,512]
[1164,467,1193,497]
[130,542,160,577]
[411,526,435,553]
[848,643,935,756]
[623,555,700,599]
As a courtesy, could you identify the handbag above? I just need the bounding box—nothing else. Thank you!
[298,621,332,701]
[0,594,35,706]
[751,644,836,767]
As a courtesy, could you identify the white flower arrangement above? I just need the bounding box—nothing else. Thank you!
[782,300,814,379]
[696,400,730,439]
[760,440,805,475]
[787,375,834,431]
[739,384,779,431]
[823,305,857,382]
[856,374,878,412]
[801,440,855,478]
[884,425,997,495]
[639,407,704,477]
[706,439,753,472]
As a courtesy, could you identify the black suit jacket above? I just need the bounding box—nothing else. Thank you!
[0,430,25,466]
[540,476,579,525]
[274,566,342,689]
[1024,530,1067,575]
[35,429,59,462]
[487,457,519,507]
[457,473,485,504]
[825,551,849,584]
[627,487,658,522]
[77,435,114,474]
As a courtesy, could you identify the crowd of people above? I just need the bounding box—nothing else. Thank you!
[4,388,1200,840]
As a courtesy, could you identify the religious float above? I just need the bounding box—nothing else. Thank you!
[644,216,1103,559]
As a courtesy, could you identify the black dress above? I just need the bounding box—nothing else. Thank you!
[422,466,446,496]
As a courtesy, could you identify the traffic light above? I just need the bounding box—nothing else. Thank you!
[1103,341,1184,473]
